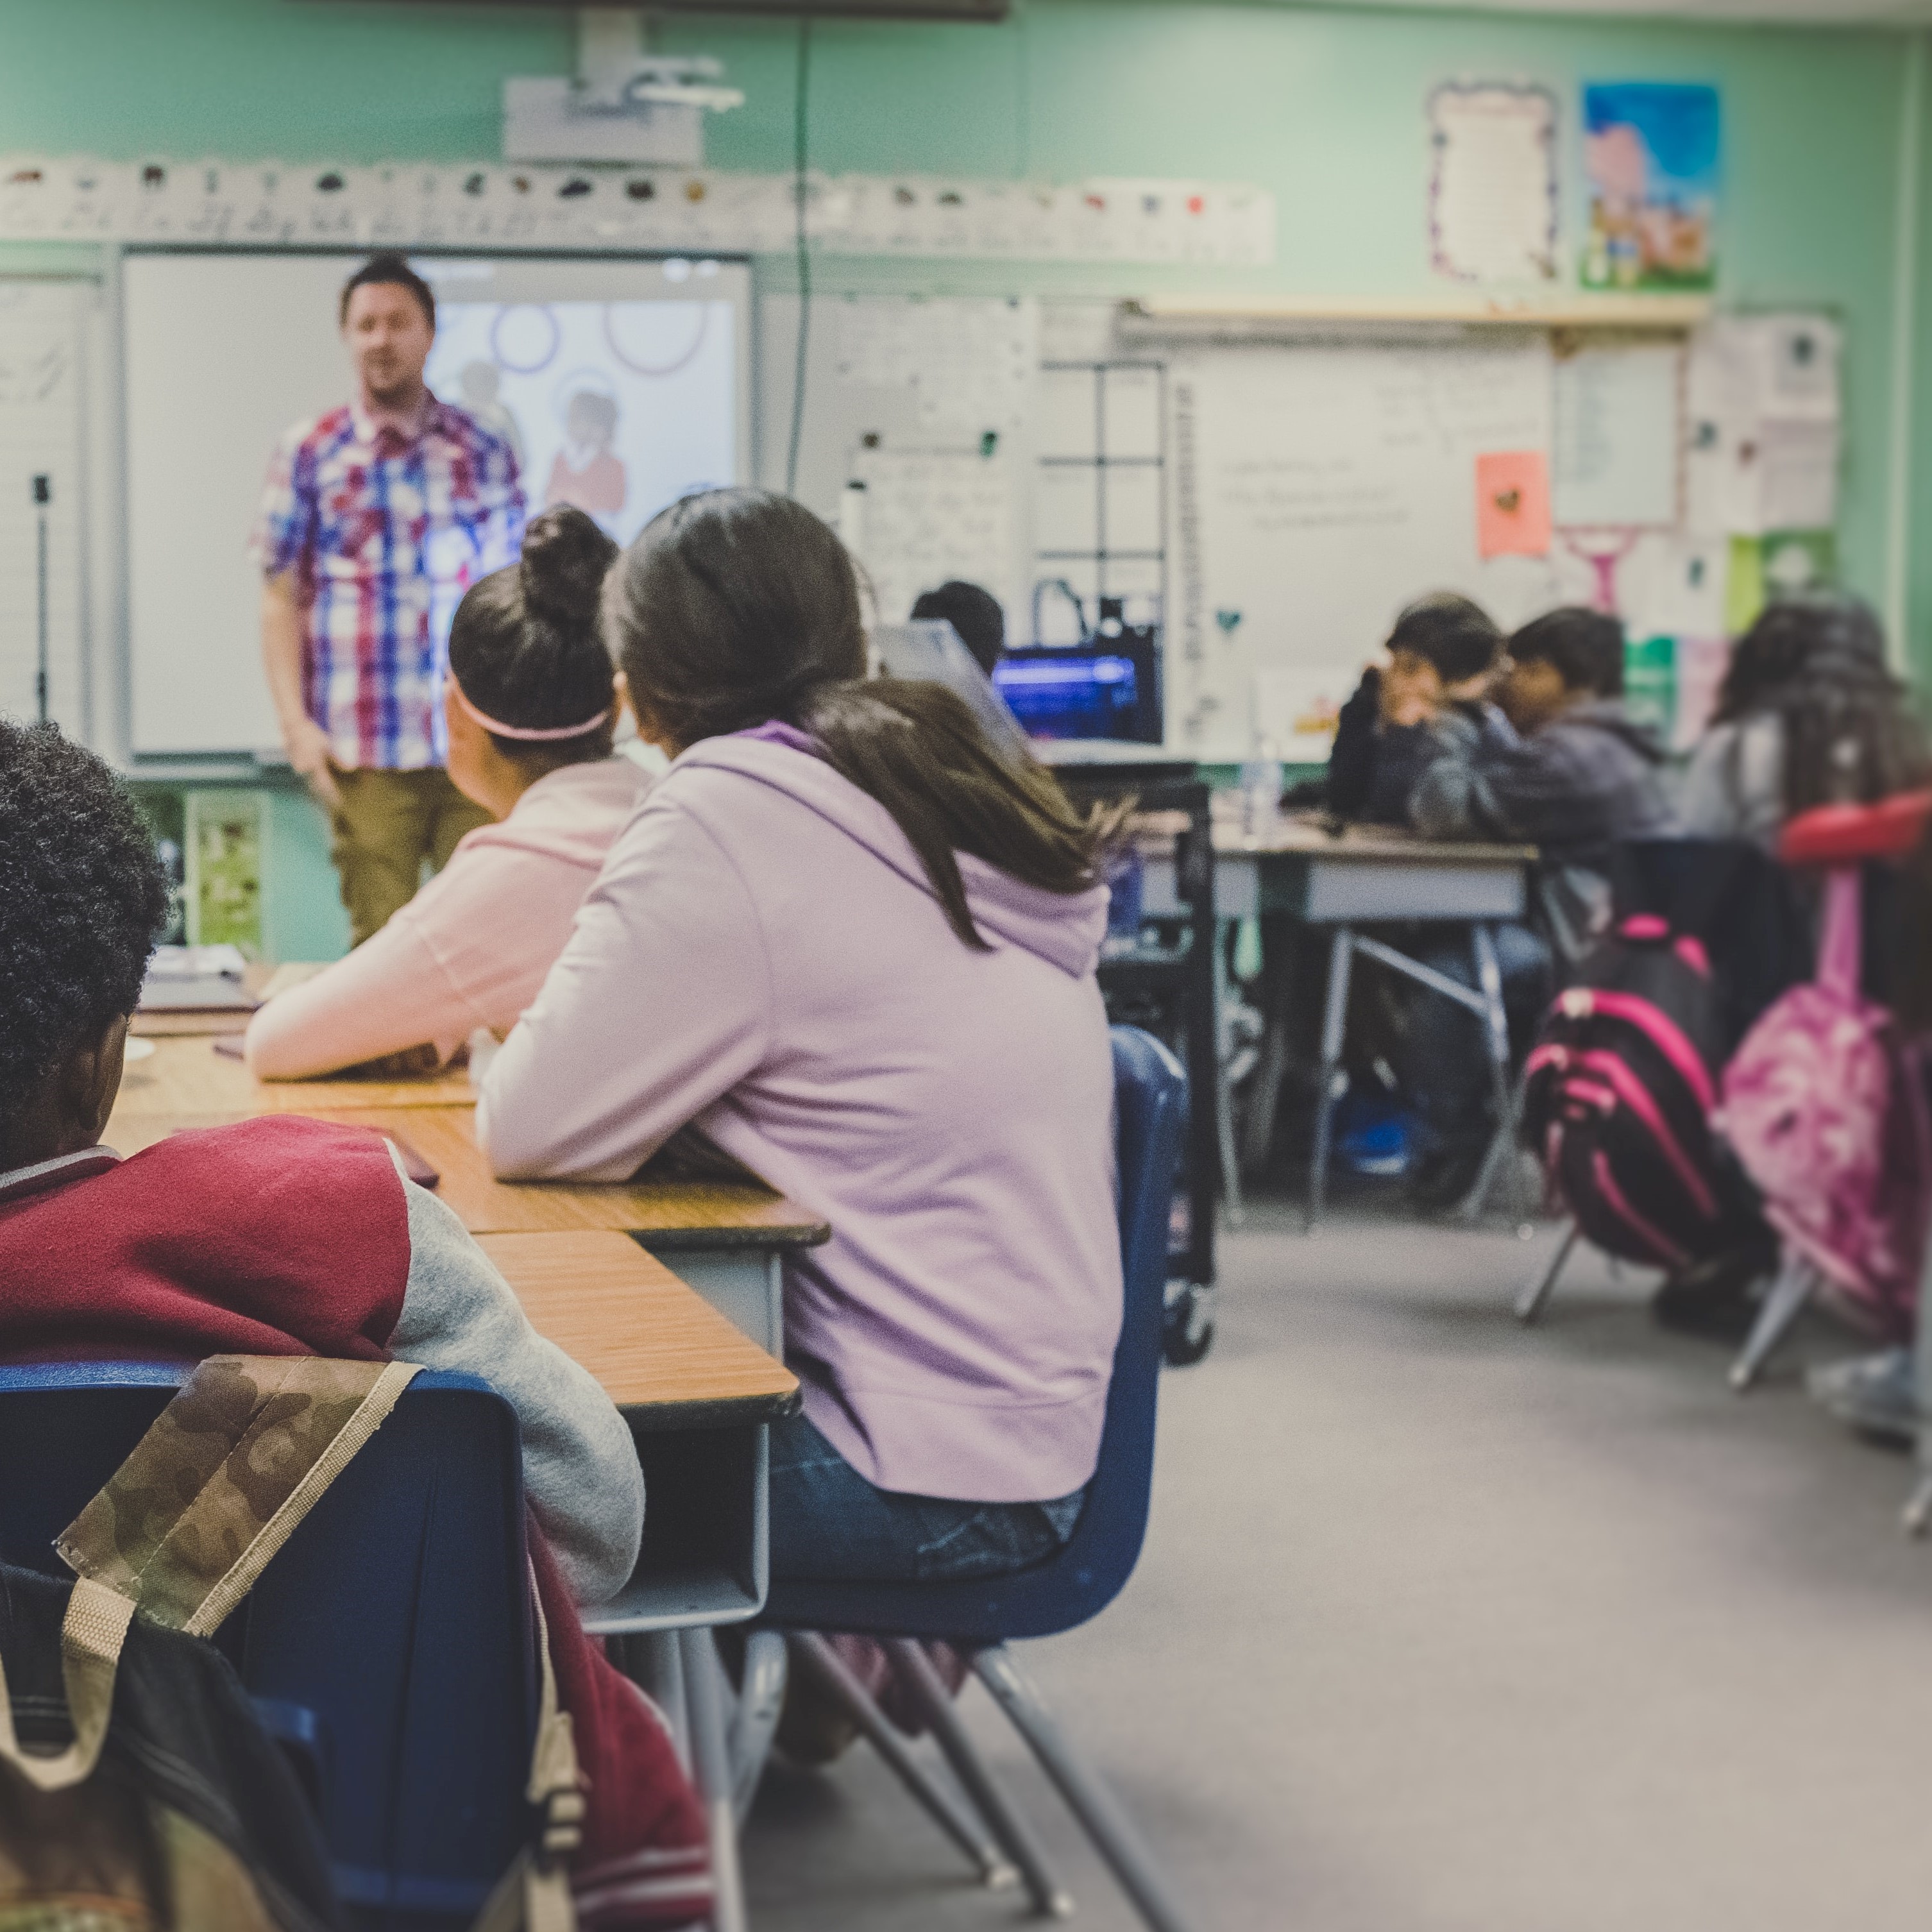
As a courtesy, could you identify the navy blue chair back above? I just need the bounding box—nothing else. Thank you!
[0,1364,535,1931]
[764,1024,1187,1644]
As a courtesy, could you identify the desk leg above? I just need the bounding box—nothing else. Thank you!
[1469,923,1530,1228]
[682,1627,750,1932]
[1307,926,1354,1232]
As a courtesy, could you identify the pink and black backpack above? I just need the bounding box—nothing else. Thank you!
[1522,913,1753,1269]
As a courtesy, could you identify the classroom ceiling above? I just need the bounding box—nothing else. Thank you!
[1295,0,1932,20]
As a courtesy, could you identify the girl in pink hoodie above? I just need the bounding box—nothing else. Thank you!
[479,489,1124,1584]
[246,507,648,1080]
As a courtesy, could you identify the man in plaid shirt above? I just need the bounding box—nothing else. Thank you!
[256,254,525,947]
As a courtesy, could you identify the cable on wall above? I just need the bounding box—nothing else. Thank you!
[785,18,813,498]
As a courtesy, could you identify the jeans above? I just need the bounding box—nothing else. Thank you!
[1402,921,1553,1150]
[767,1412,1085,1585]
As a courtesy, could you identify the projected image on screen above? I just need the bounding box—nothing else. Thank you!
[425,296,738,546]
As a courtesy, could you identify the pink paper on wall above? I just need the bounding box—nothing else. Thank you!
[1475,450,1553,559]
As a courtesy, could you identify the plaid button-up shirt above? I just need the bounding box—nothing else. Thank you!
[253,397,525,771]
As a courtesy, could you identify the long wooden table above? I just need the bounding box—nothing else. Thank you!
[480,1230,797,1431]
[108,1037,830,1348]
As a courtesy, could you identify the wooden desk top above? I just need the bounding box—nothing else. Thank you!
[1213,813,1537,867]
[102,1101,832,1252]
[113,1035,475,1116]
[480,1231,797,1429]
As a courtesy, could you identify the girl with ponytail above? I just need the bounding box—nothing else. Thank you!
[246,505,648,1079]
[480,487,1124,1584]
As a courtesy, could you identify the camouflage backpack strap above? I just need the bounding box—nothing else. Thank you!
[0,1355,417,1796]
[56,1355,421,1639]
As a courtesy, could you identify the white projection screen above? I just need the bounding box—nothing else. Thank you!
[123,250,750,756]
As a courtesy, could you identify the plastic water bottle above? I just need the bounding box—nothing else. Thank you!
[1240,736,1282,842]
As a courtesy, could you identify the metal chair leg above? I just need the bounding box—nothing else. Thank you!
[730,1631,788,1825]
[881,1637,1072,1919]
[973,1646,1195,1932]
[1517,1221,1580,1325]
[1307,926,1354,1232]
[785,1635,1017,1889]
[681,1628,749,1932]
[1730,1255,1814,1392]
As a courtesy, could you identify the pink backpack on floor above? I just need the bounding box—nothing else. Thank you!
[1715,868,1928,1328]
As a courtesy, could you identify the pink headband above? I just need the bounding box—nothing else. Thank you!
[450,675,610,742]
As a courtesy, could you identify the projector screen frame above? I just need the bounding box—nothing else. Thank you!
[112,242,755,776]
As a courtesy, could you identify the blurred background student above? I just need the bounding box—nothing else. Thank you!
[1681,593,1931,847]
[910,579,1007,680]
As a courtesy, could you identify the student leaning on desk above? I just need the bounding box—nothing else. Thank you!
[1393,606,1675,1207]
[244,505,648,1082]
[0,720,712,1926]
[479,486,1126,1591]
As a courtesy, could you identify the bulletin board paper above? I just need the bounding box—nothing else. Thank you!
[1552,341,1682,529]
[1428,83,1559,285]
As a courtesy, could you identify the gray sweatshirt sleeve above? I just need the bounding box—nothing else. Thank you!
[386,1170,645,1606]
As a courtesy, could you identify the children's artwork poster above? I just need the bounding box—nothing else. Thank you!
[184,790,262,956]
[1580,82,1719,291]
[1427,83,1559,284]
[422,297,738,545]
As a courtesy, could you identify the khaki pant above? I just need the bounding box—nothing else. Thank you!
[330,767,493,947]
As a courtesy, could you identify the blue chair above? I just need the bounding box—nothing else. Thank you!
[0,1364,536,1932]
[761,1024,1193,1932]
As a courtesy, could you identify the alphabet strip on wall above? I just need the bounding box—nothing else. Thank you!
[0,157,1276,266]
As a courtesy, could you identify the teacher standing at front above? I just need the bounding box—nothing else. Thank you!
[255,253,526,947]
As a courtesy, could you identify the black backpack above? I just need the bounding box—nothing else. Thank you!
[1521,913,1754,1267]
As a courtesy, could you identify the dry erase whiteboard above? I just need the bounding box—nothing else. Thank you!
[1167,339,1564,761]
[123,250,750,758]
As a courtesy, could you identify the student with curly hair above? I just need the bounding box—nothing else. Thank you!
[0,720,709,1927]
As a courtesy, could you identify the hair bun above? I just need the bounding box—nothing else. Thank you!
[519,505,619,632]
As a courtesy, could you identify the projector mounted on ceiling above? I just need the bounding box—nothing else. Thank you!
[504,9,749,167]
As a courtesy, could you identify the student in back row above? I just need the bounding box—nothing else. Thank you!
[0,720,708,1925]
[1325,593,1513,824]
[245,507,647,1081]
[1401,606,1674,1204]
[481,488,1123,1585]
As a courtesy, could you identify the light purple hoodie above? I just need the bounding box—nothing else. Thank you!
[477,733,1123,1503]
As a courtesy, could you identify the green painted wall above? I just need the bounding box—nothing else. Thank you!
[0,0,1915,953]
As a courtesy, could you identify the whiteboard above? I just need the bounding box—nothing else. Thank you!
[0,280,89,734]
[123,251,750,757]
[757,293,1038,631]
[1167,338,1561,760]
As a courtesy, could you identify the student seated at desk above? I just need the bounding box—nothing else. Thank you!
[479,487,1123,1588]
[1681,593,1929,847]
[246,506,648,1081]
[0,722,708,1927]
[1400,608,1675,1205]
[1326,593,1511,824]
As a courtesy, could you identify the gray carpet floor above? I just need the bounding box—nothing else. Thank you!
[741,1205,1932,1931]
